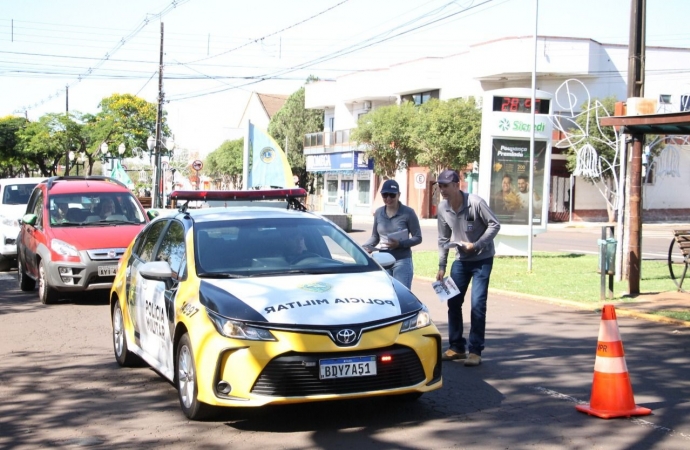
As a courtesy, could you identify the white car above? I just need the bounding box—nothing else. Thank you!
[0,177,46,271]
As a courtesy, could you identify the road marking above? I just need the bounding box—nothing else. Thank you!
[534,387,690,440]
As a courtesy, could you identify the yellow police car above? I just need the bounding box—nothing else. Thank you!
[110,188,442,420]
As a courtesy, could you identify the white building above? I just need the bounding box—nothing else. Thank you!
[304,35,690,221]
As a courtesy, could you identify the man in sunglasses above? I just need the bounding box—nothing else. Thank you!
[435,169,500,367]
[362,179,422,289]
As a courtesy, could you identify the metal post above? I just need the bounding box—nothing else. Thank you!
[153,22,165,209]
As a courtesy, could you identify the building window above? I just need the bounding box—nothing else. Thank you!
[327,180,338,203]
[401,89,440,106]
[357,179,370,204]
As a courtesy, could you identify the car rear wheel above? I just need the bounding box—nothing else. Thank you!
[38,260,58,304]
[176,333,215,420]
[18,258,35,291]
[112,301,140,367]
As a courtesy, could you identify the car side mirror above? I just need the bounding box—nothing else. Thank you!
[22,213,37,227]
[139,261,173,281]
[147,210,160,220]
[372,251,396,269]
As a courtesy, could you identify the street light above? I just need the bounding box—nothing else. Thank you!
[101,142,126,175]
[69,151,85,176]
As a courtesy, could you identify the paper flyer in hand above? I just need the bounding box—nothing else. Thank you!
[378,229,408,249]
[442,241,465,250]
[432,277,460,302]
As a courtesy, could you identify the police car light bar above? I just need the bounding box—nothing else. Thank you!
[170,188,307,202]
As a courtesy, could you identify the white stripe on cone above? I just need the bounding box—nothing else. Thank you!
[593,356,629,374]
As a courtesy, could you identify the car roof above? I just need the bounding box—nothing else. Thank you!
[41,177,132,195]
[0,177,47,186]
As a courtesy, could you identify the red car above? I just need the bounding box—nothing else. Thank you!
[17,176,151,304]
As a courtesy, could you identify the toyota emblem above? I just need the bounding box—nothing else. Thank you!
[335,329,356,345]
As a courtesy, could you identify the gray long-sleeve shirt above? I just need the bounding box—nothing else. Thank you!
[363,202,422,260]
[437,191,501,269]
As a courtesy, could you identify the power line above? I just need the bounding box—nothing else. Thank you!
[12,0,193,114]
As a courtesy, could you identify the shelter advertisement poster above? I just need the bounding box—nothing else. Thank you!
[489,138,546,226]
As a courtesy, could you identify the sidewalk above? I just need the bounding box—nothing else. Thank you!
[486,285,690,328]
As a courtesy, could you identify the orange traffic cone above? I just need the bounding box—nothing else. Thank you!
[576,304,652,419]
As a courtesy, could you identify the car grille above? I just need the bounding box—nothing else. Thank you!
[86,248,126,261]
[251,345,425,397]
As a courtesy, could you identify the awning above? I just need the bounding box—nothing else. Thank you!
[600,111,690,135]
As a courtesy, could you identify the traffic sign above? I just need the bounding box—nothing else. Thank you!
[414,173,426,189]
[192,160,203,171]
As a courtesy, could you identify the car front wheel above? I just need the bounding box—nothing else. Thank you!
[38,260,58,304]
[112,301,140,367]
[18,258,36,291]
[176,333,215,420]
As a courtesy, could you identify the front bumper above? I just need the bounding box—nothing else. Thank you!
[45,248,126,292]
[0,228,19,258]
[192,320,443,407]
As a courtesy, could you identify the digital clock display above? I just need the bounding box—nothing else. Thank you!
[492,96,550,114]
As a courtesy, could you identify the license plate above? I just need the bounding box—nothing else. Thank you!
[98,265,118,276]
[319,355,377,380]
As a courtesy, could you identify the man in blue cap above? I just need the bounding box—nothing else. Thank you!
[435,169,500,366]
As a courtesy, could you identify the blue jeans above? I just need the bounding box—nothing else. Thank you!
[447,257,493,356]
[386,257,413,290]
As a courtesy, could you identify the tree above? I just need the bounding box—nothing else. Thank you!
[267,87,323,191]
[350,101,418,178]
[84,93,167,175]
[413,97,482,176]
[15,113,84,176]
[0,116,30,177]
[204,138,244,188]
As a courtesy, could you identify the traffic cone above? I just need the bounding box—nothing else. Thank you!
[576,304,652,419]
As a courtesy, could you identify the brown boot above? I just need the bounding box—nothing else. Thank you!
[464,353,482,366]
[441,349,467,361]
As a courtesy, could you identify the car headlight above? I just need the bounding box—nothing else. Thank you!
[1,216,18,228]
[399,305,432,333]
[208,311,276,341]
[51,239,79,257]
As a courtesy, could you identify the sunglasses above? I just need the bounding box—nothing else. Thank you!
[381,193,398,198]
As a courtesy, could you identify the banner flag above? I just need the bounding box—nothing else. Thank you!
[110,160,135,190]
[247,122,295,189]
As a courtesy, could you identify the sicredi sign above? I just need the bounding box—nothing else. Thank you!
[493,115,550,138]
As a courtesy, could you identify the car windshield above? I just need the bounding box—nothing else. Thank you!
[48,192,147,226]
[195,217,379,277]
[3,184,37,205]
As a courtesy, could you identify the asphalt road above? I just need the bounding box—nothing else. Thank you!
[2,270,690,449]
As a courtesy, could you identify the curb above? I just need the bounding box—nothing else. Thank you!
[415,276,690,328]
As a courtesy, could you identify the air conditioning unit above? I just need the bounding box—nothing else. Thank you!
[626,97,657,116]
[363,100,372,111]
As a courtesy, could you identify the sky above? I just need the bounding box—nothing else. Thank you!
[2,0,690,158]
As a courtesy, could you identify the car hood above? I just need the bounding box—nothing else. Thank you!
[200,271,422,326]
[1,204,28,220]
[50,224,144,250]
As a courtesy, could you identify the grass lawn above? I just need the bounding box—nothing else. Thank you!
[413,250,677,304]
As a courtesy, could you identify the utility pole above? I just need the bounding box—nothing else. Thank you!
[153,22,165,209]
[65,85,70,176]
[626,0,646,294]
